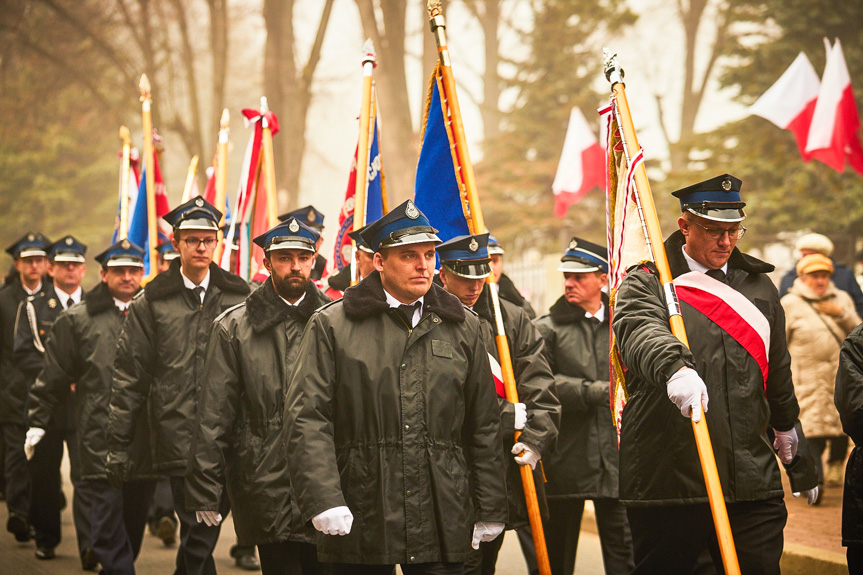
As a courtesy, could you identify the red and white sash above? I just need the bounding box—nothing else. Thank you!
[672,271,771,388]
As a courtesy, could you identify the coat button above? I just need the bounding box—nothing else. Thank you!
[404,424,410,430]
[410,556,415,562]
[401,364,406,369]
[406,489,411,496]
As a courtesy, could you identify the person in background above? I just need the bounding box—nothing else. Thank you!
[781,253,861,500]
[488,236,536,319]
[324,227,375,299]
[279,206,327,281]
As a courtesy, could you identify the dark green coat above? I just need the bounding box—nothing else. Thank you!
[472,287,558,527]
[186,278,330,546]
[0,277,45,424]
[285,272,508,564]
[108,260,250,474]
[612,230,799,506]
[835,324,863,547]
[535,293,621,500]
[498,273,536,320]
[28,282,157,481]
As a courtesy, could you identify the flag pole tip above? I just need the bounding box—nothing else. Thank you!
[220,108,230,129]
[119,125,131,142]
[362,38,376,62]
[427,0,442,17]
[603,49,624,85]
[139,73,151,96]
[260,97,270,113]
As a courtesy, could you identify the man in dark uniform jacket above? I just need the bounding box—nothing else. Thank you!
[17,235,92,562]
[107,197,250,575]
[279,205,327,280]
[488,236,536,319]
[437,233,559,575]
[534,238,634,575]
[0,232,50,543]
[612,175,803,574]
[28,240,159,572]
[285,201,508,575]
[187,218,330,575]
[324,227,375,299]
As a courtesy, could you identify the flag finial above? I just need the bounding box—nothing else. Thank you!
[139,73,151,101]
[362,39,376,65]
[260,97,270,113]
[119,125,131,145]
[603,49,624,86]
[220,108,230,130]
[428,0,442,18]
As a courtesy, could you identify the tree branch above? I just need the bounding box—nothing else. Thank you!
[300,0,335,90]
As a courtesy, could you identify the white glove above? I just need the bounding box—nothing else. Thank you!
[512,442,541,470]
[772,427,798,465]
[471,521,505,549]
[667,368,709,423]
[311,506,353,536]
[196,510,222,527]
[513,402,527,431]
[793,486,819,505]
[24,427,45,460]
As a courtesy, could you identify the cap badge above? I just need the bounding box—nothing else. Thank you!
[195,197,204,207]
[569,239,578,250]
[27,233,35,242]
[288,219,300,233]
[405,200,419,220]
[307,209,316,223]
[469,237,479,252]
[721,177,732,191]
[121,240,130,249]
[65,237,73,246]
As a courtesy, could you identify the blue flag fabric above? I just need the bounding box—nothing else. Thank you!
[414,70,470,244]
[366,118,384,224]
[126,169,168,274]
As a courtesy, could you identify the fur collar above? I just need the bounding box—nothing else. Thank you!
[498,273,527,307]
[548,292,609,324]
[342,271,465,323]
[665,229,774,277]
[85,281,132,316]
[144,259,250,302]
[246,277,330,332]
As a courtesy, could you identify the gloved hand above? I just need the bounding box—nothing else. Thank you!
[196,510,222,526]
[513,403,527,431]
[311,506,353,535]
[793,486,819,506]
[772,427,799,465]
[24,427,45,460]
[105,451,131,489]
[512,442,541,470]
[588,381,609,407]
[667,368,709,423]
[471,521,505,549]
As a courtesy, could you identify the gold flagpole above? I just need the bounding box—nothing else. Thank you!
[180,155,200,204]
[118,126,132,241]
[351,40,376,286]
[213,108,230,263]
[427,4,551,574]
[603,50,740,575]
[259,97,280,228]
[139,74,158,279]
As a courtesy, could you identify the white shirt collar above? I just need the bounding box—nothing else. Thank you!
[682,245,727,275]
[383,288,424,328]
[180,267,210,303]
[55,285,83,309]
[23,281,42,296]
[113,297,131,311]
[279,291,306,307]
[585,302,605,323]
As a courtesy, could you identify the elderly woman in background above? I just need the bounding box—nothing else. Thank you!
[782,253,862,502]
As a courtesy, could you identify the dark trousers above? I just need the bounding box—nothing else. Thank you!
[170,475,229,575]
[330,563,463,575]
[0,428,6,495]
[544,498,633,575]
[626,497,787,575]
[148,478,177,526]
[257,540,324,575]
[848,545,863,574]
[1,422,28,519]
[810,436,850,484]
[516,527,540,575]
[89,479,156,574]
[463,532,506,575]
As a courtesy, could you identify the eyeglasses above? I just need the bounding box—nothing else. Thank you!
[686,219,746,240]
[181,238,218,249]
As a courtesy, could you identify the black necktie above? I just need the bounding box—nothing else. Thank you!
[706,269,726,283]
[192,286,204,304]
[397,303,419,327]
[66,297,74,309]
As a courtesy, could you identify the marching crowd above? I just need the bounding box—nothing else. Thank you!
[0,173,861,575]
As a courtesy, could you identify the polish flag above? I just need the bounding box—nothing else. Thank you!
[488,353,506,399]
[805,39,863,174]
[749,52,820,161]
[552,107,605,217]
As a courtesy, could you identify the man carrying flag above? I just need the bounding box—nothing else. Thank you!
[437,233,559,575]
[611,175,812,573]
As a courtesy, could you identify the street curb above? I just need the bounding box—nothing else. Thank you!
[581,507,849,573]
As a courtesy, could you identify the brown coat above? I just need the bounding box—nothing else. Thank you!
[782,279,861,438]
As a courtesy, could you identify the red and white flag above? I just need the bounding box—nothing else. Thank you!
[487,353,506,399]
[749,52,820,161]
[805,39,863,174]
[552,107,605,217]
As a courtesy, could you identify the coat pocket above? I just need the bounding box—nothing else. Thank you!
[431,339,453,359]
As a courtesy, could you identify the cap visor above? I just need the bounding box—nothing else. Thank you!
[444,262,491,279]
[686,207,746,222]
[163,253,180,261]
[266,241,316,252]
[487,247,505,256]
[176,219,220,231]
[380,232,442,250]
[18,249,47,258]
[52,255,86,263]
[106,259,145,268]
[558,261,600,273]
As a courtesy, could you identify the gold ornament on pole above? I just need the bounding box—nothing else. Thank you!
[213,108,230,263]
[139,73,158,279]
[259,97,279,228]
[118,125,132,241]
[351,39,377,286]
[180,155,199,204]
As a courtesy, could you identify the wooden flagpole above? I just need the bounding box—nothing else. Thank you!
[213,108,230,264]
[118,126,132,241]
[603,50,740,575]
[139,74,158,279]
[260,97,279,228]
[427,3,551,574]
[351,40,376,286]
[180,155,200,204]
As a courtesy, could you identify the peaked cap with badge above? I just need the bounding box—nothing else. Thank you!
[163,196,222,231]
[157,240,180,261]
[253,217,320,253]
[95,239,145,268]
[438,233,491,279]
[558,237,608,273]
[487,235,505,256]
[672,173,746,222]
[6,232,51,259]
[359,199,441,253]
[49,235,87,263]
[278,205,325,231]
[348,225,374,254]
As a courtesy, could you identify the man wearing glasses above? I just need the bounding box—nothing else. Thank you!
[107,197,250,575]
[612,174,806,573]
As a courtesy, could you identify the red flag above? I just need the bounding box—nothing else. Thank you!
[806,39,863,174]
[552,107,605,217]
[749,52,820,161]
